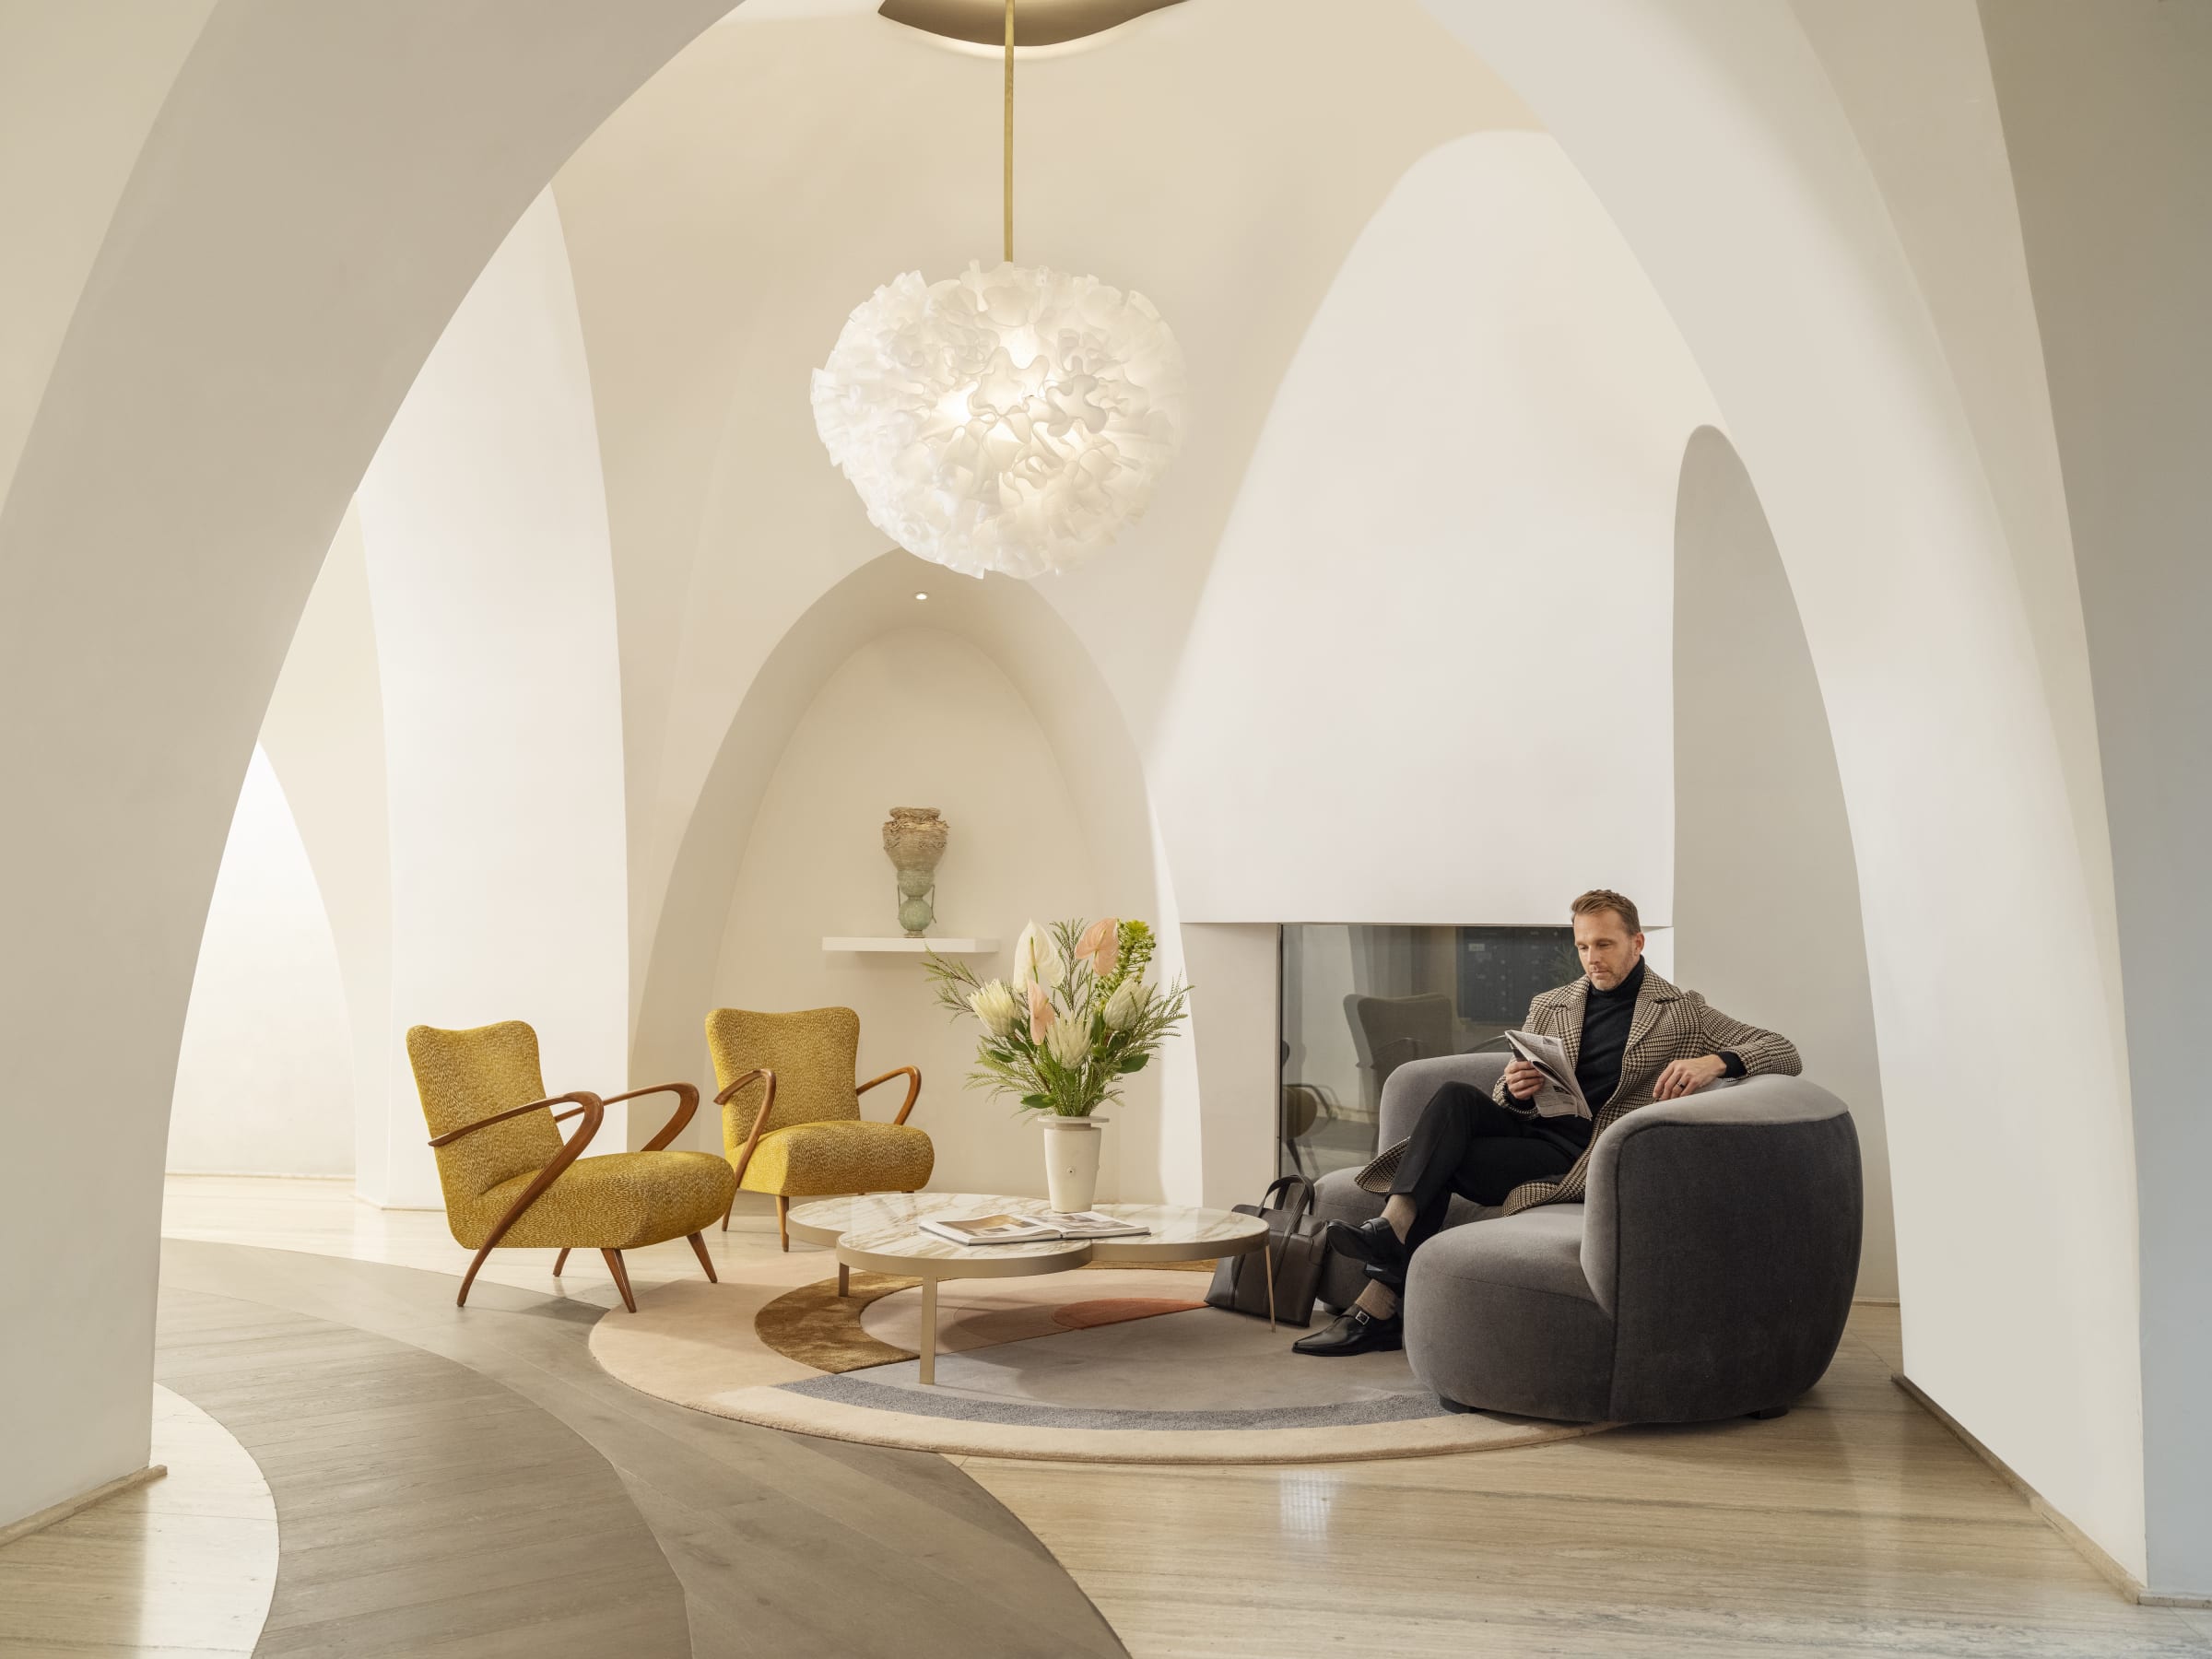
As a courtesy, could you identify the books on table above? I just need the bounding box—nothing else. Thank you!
[918,1211,1150,1246]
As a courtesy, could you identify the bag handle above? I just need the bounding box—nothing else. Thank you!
[1261,1174,1315,1218]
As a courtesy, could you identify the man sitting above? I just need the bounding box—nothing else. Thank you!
[1293,888,1801,1357]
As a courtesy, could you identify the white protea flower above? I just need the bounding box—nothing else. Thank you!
[1011,921,1065,994]
[812,263,1187,580]
[1101,977,1148,1031]
[969,980,1022,1040]
[1045,1018,1091,1070]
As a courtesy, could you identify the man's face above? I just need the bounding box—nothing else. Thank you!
[1574,910,1644,991]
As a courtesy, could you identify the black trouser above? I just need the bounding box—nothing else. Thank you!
[1388,1082,1580,1258]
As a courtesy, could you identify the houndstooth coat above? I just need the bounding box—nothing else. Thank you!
[1356,968,1801,1215]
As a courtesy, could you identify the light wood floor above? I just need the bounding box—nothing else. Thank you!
[962,1306,2210,1657]
[158,1282,693,1657]
[0,1386,276,1658]
[154,1240,1121,1659]
[133,1177,2212,1656]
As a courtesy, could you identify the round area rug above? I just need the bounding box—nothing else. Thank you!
[589,1267,1609,1465]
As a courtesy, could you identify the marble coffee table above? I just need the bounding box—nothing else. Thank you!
[787,1192,1273,1384]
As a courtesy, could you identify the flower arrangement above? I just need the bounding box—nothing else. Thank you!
[925,917,1191,1118]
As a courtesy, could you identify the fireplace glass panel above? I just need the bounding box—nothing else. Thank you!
[1278,924,1577,1181]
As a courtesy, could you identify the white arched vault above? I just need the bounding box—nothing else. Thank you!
[0,0,732,1528]
[1410,0,2139,1576]
[354,188,632,1208]
[632,549,1200,1204]
[1672,425,1896,1300]
[0,0,2165,1594]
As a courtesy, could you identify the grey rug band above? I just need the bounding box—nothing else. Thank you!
[773,1374,1454,1430]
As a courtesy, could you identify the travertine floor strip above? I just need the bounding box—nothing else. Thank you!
[157,1239,1125,1659]
[0,1386,276,1657]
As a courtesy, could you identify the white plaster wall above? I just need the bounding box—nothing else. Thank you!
[357,191,633,1207]
[1154,132,1712,926]
[566,3,1596,1220]
[555,0,1543,1015]
[0,0,216,504]
[1419,0,2144,1574]
[0,0,730,1532]
[0,0,2154,1572]
[1673,427,1896,1299]
[631,556,1174,1187]
[1788,0,2124,1096]
[256,505,393,1198]
[1178,924,1281,1209]
[1979,0,2212,1595]
[712,629,1112,1201]
[166,748,352,1177]
[579,65,1716,1239]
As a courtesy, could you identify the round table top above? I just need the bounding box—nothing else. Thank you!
[793,1191,1267,1278]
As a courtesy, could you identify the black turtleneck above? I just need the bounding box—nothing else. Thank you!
[1544,958,1746,1151]
[1566,958,1647,1145]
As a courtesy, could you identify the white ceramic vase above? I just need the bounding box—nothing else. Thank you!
[1041,1116,1106,1214]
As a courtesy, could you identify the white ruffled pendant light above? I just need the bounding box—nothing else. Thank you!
[811,0,1187,581]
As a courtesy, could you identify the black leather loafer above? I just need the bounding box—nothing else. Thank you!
[1325,1216,1408,1274]
[1290,1306,1404,1357]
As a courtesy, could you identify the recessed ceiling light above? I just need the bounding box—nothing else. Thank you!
[914,592,930,601]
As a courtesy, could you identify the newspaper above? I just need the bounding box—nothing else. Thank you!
[1504,1029,1592,1121]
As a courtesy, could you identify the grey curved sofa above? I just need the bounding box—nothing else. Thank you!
[1311,1053,1862,1423]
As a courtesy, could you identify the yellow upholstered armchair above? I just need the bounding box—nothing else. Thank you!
[705,1006,934,1249]
[406,1019,737,1312]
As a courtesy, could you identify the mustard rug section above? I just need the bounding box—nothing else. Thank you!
[757,1271,920,1372]
[591,1272,1608,1465]
[755,1271,1206,1373]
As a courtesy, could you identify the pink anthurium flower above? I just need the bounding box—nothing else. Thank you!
[1028,980,1057,1041]
[1076,916,1120,977]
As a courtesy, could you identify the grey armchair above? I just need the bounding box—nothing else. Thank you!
[1312,1053,1863,1423]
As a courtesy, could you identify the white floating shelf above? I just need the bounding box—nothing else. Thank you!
[823,936,1001,954]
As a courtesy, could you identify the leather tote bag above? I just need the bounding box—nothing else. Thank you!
[1205,1175,1328,1328]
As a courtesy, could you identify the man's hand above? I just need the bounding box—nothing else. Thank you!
[1653,1054,1729,1100]
[1502,1059,1545,1100]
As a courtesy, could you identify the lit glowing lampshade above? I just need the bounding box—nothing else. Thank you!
[812,261,1186,580]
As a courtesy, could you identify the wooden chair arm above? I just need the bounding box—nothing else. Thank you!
[461,1093,606,1272]
[857,1065,923,1126]
[714,1068,777,1186]
[428,1091,598,1148]
[600,1081,700,1151]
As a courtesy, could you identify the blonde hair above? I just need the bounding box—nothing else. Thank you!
[1570,888,1641,935]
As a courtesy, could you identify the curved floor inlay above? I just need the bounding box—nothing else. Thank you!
[0,1384,277,1656]
[591,1275,1604,1464]
[158,1282,692,1658]
[153,1183,2212,1656]
[158,1238,1125,1659]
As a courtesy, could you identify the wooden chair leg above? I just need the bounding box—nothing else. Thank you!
[552,1248,571,1277]
[721,1187,737,1231]
[687,1232,718,1284]
[456,1243,496,1309]
[601,1248,638,1313]
[777,1195,789,1252]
